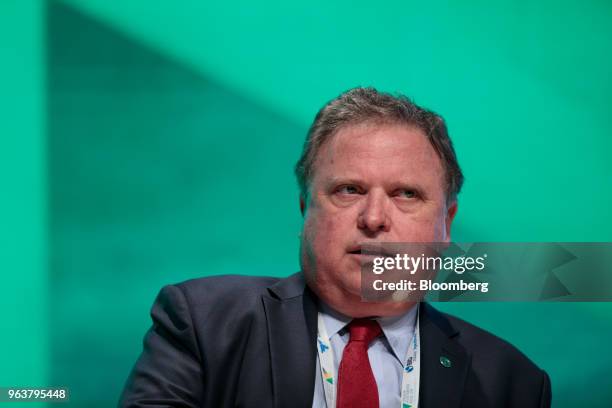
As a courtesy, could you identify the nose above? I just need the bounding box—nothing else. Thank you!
[357,190,390,233]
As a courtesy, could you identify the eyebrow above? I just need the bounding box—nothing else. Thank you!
[324,176,428,196]
[324,176,363,188]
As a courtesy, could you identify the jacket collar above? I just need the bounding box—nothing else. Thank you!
[418,302,470,408]
[262,272,318,408]
[266,271,309,300]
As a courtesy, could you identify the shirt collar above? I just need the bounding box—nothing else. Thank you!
[318,301,418,364]
[318,301,351,338]
[376,305,418,364]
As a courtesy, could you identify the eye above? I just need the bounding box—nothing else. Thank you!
[395,189,417,199]
[335,185,362,195]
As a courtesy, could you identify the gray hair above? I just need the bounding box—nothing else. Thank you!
[294,87,464,204]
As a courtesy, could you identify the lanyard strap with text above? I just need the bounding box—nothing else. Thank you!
[316,309,421,408]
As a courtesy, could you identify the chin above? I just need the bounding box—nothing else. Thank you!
[339,276,363,298]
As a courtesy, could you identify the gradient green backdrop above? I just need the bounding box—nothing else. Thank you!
[2,0,611,406]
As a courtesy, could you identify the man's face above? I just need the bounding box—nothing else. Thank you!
[299,122,457,316]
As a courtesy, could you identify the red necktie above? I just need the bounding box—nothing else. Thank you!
[337,318,382,408]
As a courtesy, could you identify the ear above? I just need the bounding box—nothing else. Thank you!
[300,195,306,216]
[444,201,458,242]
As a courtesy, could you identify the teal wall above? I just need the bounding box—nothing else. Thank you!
[0,2,47,408]
[3,0,612,406]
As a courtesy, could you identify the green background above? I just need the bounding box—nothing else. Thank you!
[2,0,611,406]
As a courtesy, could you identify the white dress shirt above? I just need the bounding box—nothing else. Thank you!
[312,302,418,408]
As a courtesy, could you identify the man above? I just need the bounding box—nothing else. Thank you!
[120,88,551,407]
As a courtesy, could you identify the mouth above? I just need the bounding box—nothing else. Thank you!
[347,244,396,258]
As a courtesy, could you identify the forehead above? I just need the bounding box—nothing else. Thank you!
[312,123,445,187]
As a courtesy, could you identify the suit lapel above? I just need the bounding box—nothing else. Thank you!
[262,275,471,408]
[418,303,470,408]
[263,273,318,408]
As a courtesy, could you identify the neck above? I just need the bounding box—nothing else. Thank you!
[313,286,416,318]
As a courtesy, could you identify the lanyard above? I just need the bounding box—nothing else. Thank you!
[316,308,421,408]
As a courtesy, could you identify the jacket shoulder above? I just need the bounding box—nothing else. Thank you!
[437,308,551,405]
[441,310,542,372]
[151,275,283,354]
[175,274,280,303]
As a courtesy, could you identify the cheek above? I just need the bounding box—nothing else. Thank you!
[311,216,341,251]
[395,211,448,241]
[304,211,350,258]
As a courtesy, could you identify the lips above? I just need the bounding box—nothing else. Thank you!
[347,244,395,257]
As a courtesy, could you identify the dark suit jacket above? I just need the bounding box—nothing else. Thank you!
[120,272,551,408]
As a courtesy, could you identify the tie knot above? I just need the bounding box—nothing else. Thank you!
[347,319,382,344]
